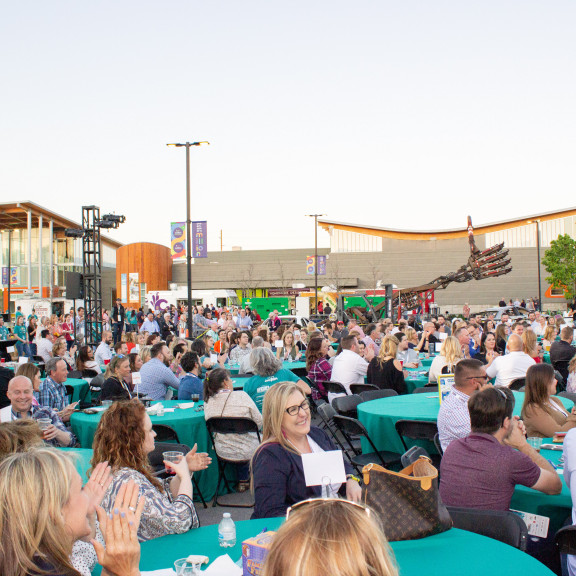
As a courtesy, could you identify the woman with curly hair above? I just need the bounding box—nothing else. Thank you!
[92,401,211,541]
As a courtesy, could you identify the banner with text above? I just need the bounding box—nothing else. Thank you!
[171,222,186,260]
[1,267,8,286]
[193,221,207,258]
[120,273,127,302]
[306,256,326,275]
[10,267,18,285]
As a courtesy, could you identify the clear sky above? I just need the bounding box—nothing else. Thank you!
[2,1,575,251]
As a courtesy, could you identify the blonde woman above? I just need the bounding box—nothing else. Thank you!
[251,382,360,519]
[0,448,143,576]
[522,330,542,364]
[138,345,152,365]
[428,336,463,383]
[542,325,558,351]
[367,335,406,395]
[276,330,302,362]
[262,499,398,576]
[52,338,76,370]
[405,326,419,348]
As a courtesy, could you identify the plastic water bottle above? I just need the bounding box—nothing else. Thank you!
[218,513,236,547]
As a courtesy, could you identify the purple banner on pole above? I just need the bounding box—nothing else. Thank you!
[192,221,207,258]
[1,267,8,286]
[317,256,327,276]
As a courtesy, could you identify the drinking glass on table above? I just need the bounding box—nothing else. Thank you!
[174,558,201,576]
[527,437,542,452]
[163,451,184,475]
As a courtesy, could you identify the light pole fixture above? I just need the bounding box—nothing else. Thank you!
[306,213,326,315]
[528,219,542,311]
[167,141,210,339]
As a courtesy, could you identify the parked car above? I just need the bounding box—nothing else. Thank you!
[261,315,310,329]
[479,306,530,322]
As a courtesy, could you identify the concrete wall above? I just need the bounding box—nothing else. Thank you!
[169,235,561,313]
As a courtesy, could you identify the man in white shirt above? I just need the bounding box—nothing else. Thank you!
[396,333,420,367]
[486,334,535,387]
[437,359,489,451]
[36,330,55,363]
[330,335,374,401]
[94,331,113,367]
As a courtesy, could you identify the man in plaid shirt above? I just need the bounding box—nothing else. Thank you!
[0,375,76,446]
[36,357,76,422]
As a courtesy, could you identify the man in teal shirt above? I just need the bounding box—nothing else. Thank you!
[242,348,310,411]
[0,318,8,340]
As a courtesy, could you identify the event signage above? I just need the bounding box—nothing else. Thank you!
[120,273,127,302]
[1,267,8,286]
[306,256,326,276]
[129,273,139,302]
[171,222,186,260]
[193,221,207,258]
[10,267,18,285]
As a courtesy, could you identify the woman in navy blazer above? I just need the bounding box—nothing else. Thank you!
[251,382,361,519]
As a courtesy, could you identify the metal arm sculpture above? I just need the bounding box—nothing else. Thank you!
[346,217,512,322]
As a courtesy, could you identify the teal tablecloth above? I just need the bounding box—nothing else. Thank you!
[358,393,573,535]
[62,378,90,403]
[133,518,554,576]
[227,360,307,376]
[403,369,430,393]
[511,441,572,533]
[70,400,219,499]
[357,392,572,454]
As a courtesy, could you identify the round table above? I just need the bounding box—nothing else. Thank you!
[357,392,573,534]
[70,400,219,499]
[357,392,573,454]
[63,378,90,403]
[227,360,307,376]
[403,369,430,393]
[133,518,555,576]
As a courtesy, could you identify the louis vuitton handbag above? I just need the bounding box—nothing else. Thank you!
[362,456,452,541]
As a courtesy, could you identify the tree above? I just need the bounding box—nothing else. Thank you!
[542,234,576,300]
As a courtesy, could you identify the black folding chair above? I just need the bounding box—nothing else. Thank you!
[152,424,180,443]
[350,383,378,395]
[555,524,576,555]
[413,387,436,394]
[332,415,402,471]
[325,381,348,396]
[360,389,398,402]
[553,361,570,388]
[316,402,360,466]
[332,394,363,418]
[65,384,74,404]
[447,506,528,551]
[433,432,444,457]
[509,378,526,391]
[558,391,576,405]
[395,419,441,467]
[148,440,207,509]
[206,417,261,508]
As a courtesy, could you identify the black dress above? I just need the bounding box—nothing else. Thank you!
[367,358,407,395]
[101,377,131,401]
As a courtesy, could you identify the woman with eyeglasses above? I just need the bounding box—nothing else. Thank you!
[263,498,398,576]
[251,381,361,519]
[521,363,576,438]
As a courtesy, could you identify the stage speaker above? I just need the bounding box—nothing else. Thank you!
[66,272,84,299]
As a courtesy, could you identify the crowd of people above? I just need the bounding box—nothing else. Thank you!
[2,298,576,575]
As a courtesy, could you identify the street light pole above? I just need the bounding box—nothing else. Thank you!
[306,214,326,314]
[167,141,210,339]
[528,219,542,311]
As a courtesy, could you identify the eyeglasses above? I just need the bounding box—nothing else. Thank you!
[466,374,489,381]
[285,399,311,416]
[286,497,370,520]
